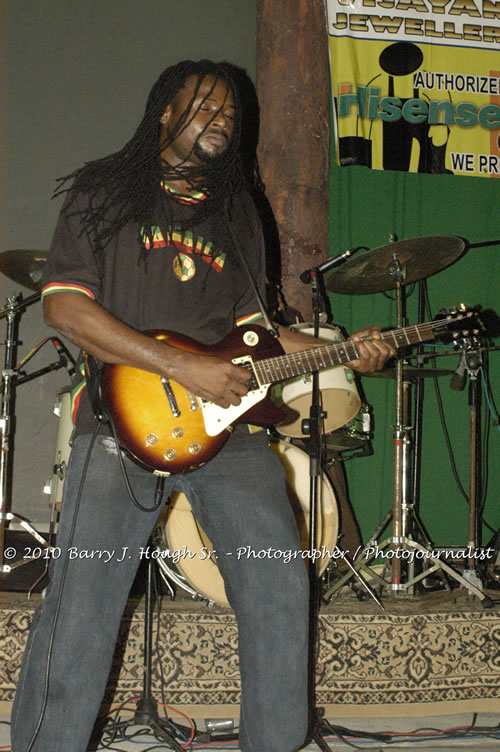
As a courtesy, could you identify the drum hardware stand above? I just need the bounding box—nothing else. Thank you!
[324,263,490,606]
[0,293,47,576]
[455,343,484,591]
[371,261,488,602]
[0,292,75,583]
[408,291,490,598]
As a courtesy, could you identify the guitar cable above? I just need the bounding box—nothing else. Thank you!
[107,414,165,514]
[83,349,164,514]
[21,420,102,752]
[20,411,165,751]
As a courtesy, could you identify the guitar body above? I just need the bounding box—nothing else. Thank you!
[101,326,288,474]
[101,310,478,474]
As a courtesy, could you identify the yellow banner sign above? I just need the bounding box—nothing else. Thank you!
[326,0,500,177]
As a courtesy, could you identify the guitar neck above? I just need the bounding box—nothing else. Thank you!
[254,320,441,385]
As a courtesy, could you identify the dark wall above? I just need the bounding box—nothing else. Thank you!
[0,0,257,523]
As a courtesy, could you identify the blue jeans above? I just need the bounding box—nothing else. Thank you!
[11,431,309,752]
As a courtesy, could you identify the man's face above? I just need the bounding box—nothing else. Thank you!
[159,74,235,169]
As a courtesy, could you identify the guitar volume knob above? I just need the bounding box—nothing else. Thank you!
[188,443,202,455]
[171,427,184,439]
[163,449,177,461]
[145,434,158,446]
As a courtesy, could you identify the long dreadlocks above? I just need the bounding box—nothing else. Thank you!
[56,60,251,252]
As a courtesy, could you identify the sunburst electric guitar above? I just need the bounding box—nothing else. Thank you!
[100,311,479,474]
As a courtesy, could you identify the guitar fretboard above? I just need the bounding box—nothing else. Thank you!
[253,319,449,385]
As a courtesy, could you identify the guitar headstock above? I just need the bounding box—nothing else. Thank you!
[434,305,486,347]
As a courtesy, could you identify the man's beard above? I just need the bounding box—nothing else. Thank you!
[192,138,225,164]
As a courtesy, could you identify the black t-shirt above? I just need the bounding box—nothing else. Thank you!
[41,185,265,436]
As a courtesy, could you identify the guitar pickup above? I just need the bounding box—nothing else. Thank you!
[161,377,181,417]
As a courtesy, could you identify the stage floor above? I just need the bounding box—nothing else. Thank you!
[1,711,500,749]
[1,584,499,719]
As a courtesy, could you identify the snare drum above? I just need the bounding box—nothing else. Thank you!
[278,323,361,438]
[325,403,373,453]
[162,440,339,606]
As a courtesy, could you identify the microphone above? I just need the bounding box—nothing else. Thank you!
[299,247,363,284]
[450,353,467,391]
[51,338,76,377]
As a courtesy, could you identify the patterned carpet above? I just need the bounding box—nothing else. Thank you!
[2,589,499,717]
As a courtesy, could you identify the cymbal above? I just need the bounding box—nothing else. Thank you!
[368,366,454,380]
[0,250,48,291]
[327,236,467,295]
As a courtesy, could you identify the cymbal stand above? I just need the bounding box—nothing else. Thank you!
[375,258,489,601]
[325,255,489,605]
[0,292,51,576]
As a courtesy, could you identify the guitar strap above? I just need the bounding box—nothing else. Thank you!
[224,206,280,339]
[83,352,109,424]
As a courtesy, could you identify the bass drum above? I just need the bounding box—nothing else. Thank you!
[277,323,361,438]
[162,440,339,606]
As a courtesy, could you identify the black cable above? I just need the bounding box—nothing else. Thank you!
[432,376,469,502]
[481,384,495,534]
[107,415,164,513]
[479,350,497,535]
[23,421,102,752]
[322,720,385,749]
[424,291,500,538]
[423,290,470,504]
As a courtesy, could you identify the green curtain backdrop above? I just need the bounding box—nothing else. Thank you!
[328,161,499,549]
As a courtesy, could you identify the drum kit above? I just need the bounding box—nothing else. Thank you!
[0,237,495,608]
[156,234,494,607]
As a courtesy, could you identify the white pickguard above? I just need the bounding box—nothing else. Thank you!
[201,355,270,436]
[201,385,270,436]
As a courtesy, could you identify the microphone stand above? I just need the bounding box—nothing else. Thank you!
[106,527,187,751]
[300,254,379,749]
[300,267,334,751]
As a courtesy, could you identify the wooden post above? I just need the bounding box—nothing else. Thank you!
[256,0,331,320]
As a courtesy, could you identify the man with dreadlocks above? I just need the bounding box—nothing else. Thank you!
[12,60,394,752]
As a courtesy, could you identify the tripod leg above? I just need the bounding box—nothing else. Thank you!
[323,510,392,601]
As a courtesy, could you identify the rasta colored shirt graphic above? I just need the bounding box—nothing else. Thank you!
[41,187,265,434]
[140,225,226,280]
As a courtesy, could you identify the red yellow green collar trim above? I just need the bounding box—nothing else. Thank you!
[161,181,207,204]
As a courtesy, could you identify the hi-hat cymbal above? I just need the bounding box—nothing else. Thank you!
[327,236,467,295]
[368,366,454,380]
[0,250,48,291]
